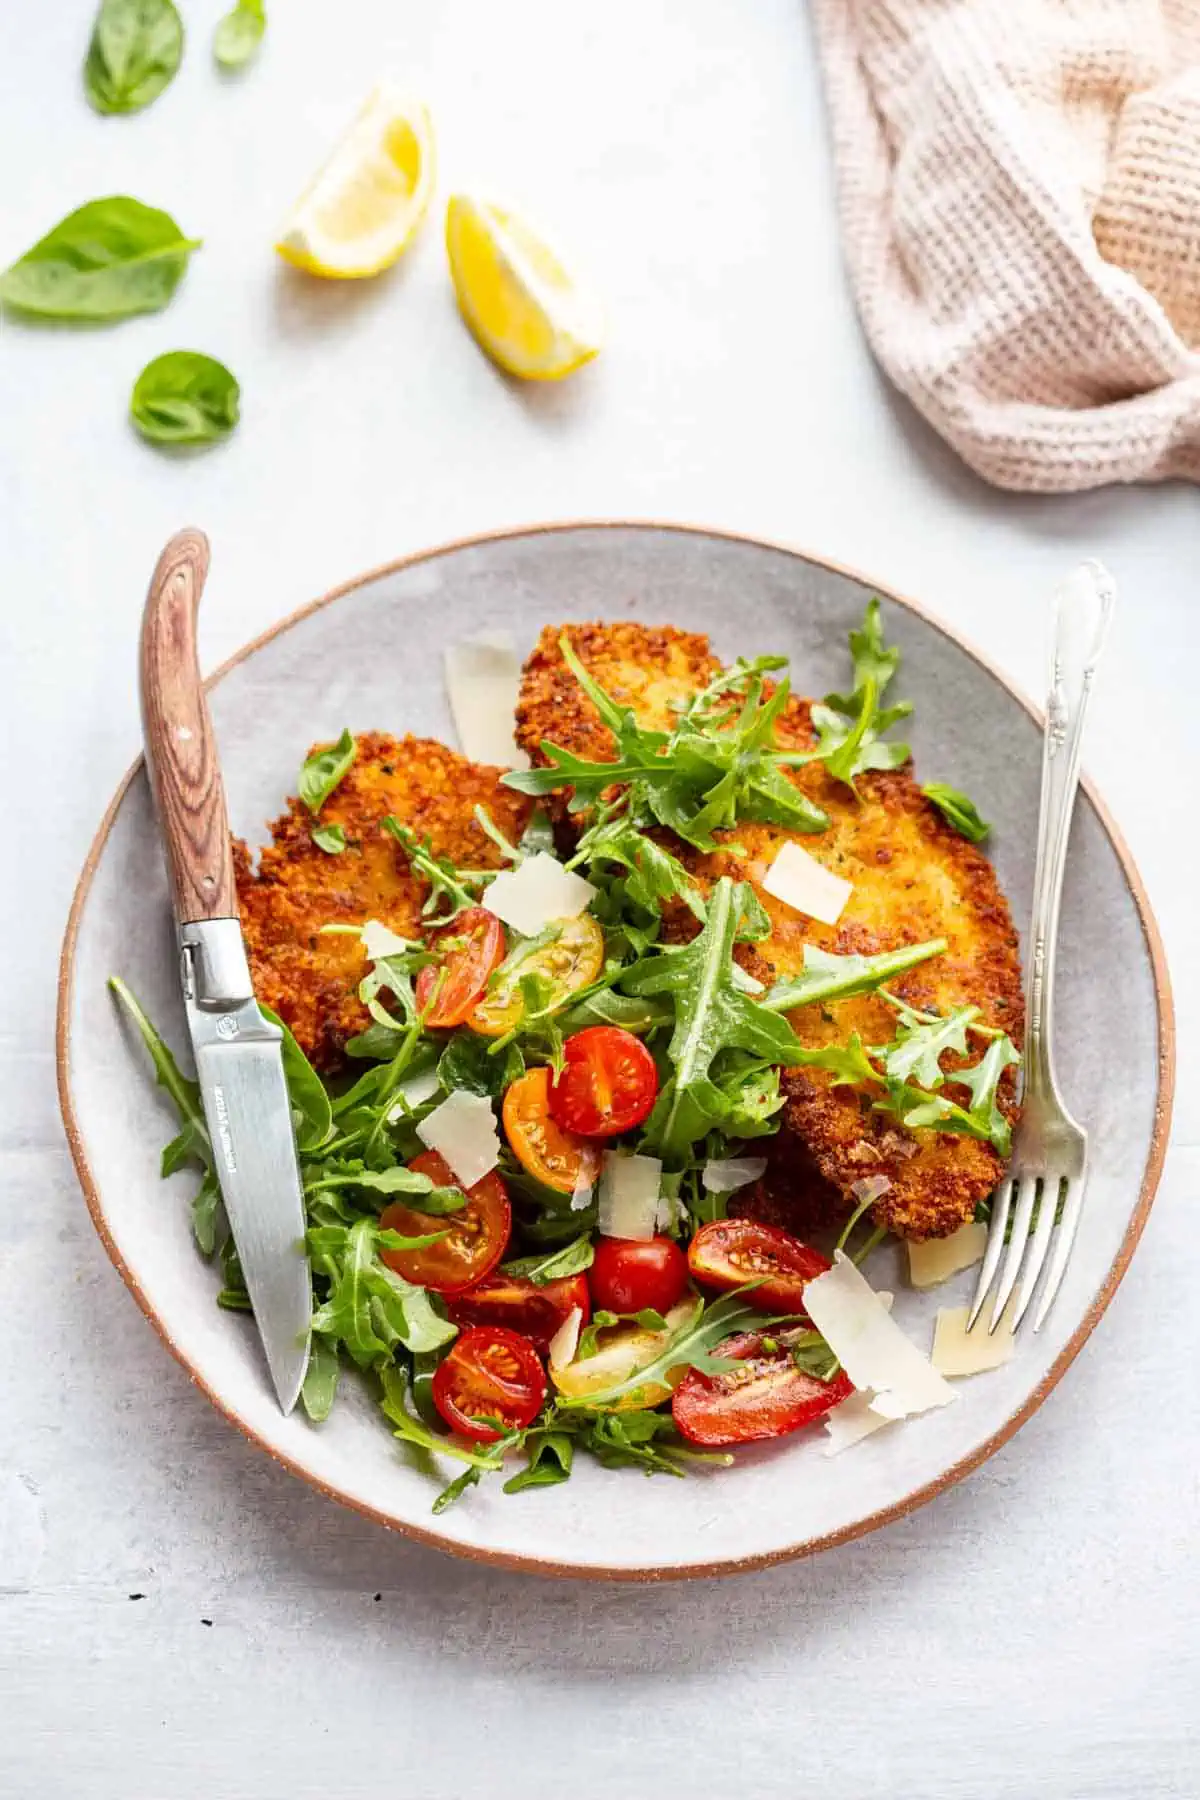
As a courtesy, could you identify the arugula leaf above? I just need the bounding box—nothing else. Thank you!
[503,1431,574,1493]
[576,1308,667,1360]
[760,939,946,1014]
[300,1334,340,1423]
[880,1001,979,1089]
[504,636,828,850]
[923,783,991,843]
[259,1004,332,1151]
[310,1218,456,1365]
[131,351,240,446]
[503,1233,595,1285]
[109,976,211,1169]
[84,0,183,115]
[555,1291,762,1409]
[813,600,912,789]
[299,729,355,815]
[558,986,674,1036]
[383,817,492,920]
[214,0,265,69]
[0,198,201,323]
[573,812,706,920]
[623,878,806,1161]
[311,823,346,854]
[580,1409,732,1474]
[191,1173,222,1256]
[379,1365,504,1473]
[882,1033,1020,1155]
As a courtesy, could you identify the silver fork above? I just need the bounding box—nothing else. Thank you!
[967,561,1115,1337]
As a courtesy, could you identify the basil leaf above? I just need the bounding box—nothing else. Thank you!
[214,0,265,70]
[300,1334,340,1423]
[131,351,240,446]
[0,197,200,322]
[298,729,355,814]
[84,0,183,115]
[923,782,991,844]
[311,823,346,855]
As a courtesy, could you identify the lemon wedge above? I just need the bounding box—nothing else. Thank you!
[276,87,435,279]
[445,196,603,380]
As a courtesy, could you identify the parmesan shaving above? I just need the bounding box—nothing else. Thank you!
[823,1391,892,1456]
[761,841,853,926]
[730,963,765,995]
[415,1090,500,1188]
[597,1151,662,1242]
[361,919,414,961]
[548,1306,583,1371]
[701,1156,768,1195]
[482,853,596,936]
[570,1171,594,1212]
[931,1302,1016,1377]
[803,1251,957,1422]
[386,1066,441,1119]
[444,633,531,768]
[907,1221,988,1290]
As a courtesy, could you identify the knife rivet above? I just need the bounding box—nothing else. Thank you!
[215,1015,239,1040]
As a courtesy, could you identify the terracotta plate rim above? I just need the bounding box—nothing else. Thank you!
[56,518,1176,1583]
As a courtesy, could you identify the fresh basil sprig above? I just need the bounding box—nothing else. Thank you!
[923,782,991,843]
[214,0,265,69]
[131,351,240,446]
[0,197,200,323]
[84,0,183,115]
[299,729,356,814]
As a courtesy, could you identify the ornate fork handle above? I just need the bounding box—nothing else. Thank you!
[1023,561,1115,1106]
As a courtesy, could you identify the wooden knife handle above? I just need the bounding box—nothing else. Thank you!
[139,528,238,925]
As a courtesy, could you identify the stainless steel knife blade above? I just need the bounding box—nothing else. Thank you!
[181,919,311,1414]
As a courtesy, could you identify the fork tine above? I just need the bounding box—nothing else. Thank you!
[1032,1171,1086,1331]
[967,1178,1013,1329]
[989,1174,1039,1332]
[1011,1173,1062,1328]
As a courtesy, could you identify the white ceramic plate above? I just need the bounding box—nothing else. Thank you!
[58,523,1173,1580]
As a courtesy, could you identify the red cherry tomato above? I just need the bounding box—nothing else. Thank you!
[431,1326,547,1442]
[415,907,504,1028]
[548,1026,659,1138]
[687,1219,831,1315]
[672,1331,853,1446]
[379,1150,510,1295]
[590,1235,689,1316]
[447,1271,590,1353]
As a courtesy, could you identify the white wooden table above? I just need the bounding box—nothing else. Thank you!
[3,3,1197,1795]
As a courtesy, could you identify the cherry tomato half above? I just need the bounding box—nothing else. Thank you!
[502,1067,600,1195]
[548,1026,659,1138]
[447,1271,590,1353]
[687,1219,831,1315]
[379,1150,510,1295]
[672,1330,854,1447]
[590,1235,689,1317]
[468,914,604,1037]
[432,1325,547,1442]
[415,907,504,1029]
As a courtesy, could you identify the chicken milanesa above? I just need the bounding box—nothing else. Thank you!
[234,732,531,1073]
[516,621,1024,1240]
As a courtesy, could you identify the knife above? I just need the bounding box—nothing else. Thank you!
[139,528,311,1413]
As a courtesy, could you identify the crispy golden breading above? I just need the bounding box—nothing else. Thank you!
[515,621,719,795]
[515,624,1024,1239]
[235,732,531,1072]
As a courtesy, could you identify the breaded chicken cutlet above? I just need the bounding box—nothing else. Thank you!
[235,732,531,1072]
[516,622,1024,1240]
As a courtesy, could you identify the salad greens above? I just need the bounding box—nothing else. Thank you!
[0,197,200,323]
[113,598,1020,1511]
[131,351,240,446]
[923,782,991,843]
[84,0,183,116]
